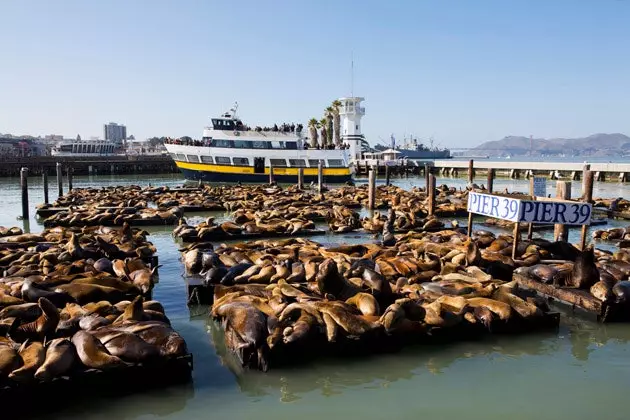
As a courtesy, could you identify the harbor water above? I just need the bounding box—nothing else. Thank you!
[3,173,630,420]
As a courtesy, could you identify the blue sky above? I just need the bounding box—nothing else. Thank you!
[1,0,629,148]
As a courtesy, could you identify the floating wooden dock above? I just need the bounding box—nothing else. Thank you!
[514,274,630,322]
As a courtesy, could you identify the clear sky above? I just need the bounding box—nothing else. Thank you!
[1,0,629,148]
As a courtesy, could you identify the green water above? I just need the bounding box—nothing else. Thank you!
[3,173,630,420]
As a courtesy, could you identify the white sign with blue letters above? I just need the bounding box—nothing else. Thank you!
[467,192,592,225]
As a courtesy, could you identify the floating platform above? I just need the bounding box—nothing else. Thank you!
[178,229,327,243]
[514,273,630,322]
[0,354,193,416]
[44,218,179,228]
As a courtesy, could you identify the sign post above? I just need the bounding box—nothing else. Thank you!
[467,191,592,258]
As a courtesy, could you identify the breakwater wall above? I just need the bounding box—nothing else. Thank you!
[0,155,178,177]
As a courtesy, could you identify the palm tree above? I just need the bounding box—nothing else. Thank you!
[331,100,342,146]
[319,117,328,148]
[308,118,319,148]
[325,106,334,146]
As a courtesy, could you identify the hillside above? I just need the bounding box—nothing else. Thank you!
[472,133,630,157]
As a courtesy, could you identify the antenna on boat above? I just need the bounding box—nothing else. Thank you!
[350,52,354,98]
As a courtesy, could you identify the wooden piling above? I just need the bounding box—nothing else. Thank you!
[554,181,571,242]
[580,170,594,250]
[20,168,29,220]
[425,163,430,192]
[42,171,49,204]
[467,212,474,237]
[486,168,494,193]
[385,165,391,186]
[467,159,474,184]
[56,162,63,198]
[269,164,275,184]
[368,167,376,210]
[512,221,520,260]
[428,175,436,216]
[67,166,73,191]
[527,177,535,240]
[318,161,323,194]
[297,168,304,189]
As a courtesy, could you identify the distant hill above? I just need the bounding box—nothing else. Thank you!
[472,133,630,157]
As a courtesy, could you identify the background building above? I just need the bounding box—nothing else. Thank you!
[103,122,127,144]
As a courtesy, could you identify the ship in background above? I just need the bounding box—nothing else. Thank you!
[374,134,451,159]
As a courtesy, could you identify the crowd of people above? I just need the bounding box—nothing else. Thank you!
[304,142,349,150]
[251,123,303,133]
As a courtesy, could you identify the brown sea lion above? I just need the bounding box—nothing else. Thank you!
[556,245,599,289]
[102,332,160,363]
[10,297,59,343]
[0,302,41,321]
[72,276,138,293]
[72,330,127,369]
[128,267,158,294]
[316,259,359,300]
[345,293,380,316]
[55,283,126,305]
[8,341,46,382]
[466,297,512,321]
[0,341,22,378]
[34,338,77,381]
[612,281,630,303]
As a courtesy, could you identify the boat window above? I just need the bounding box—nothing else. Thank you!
[233,157,249,165]
[170,153,178,160]
[308,159,322,167]
[269,158,287,167]
[211,139,234,148]
[270,142,283,149]
[233,140,251,149]
[327,159,344,167]
[252,141,270,149]
[186,155,200,163]
[289,159,306,167]
[200,156,213,164]
[176,154,186,161]
[215,156,231,165]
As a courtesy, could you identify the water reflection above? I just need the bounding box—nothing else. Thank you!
[205,313,630,404]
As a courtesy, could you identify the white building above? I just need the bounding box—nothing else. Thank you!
[339,96,366,161]
[103,122,127,144]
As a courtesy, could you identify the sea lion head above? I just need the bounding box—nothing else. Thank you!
[316,259,344,299]
[473,306,495,331]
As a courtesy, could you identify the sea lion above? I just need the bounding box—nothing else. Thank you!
[466,297,512,321]
[128,266,158,294]
[612,280,630,303]
[55,283,126,305]
[93,257,114,274]
[316,259,359,300]
[246,265,276,284]
[34,338,77,381]
[556,245,599,289]
[345,292,380,316]
[0,341,22,378]
[0,302,41,321]
[102,332,160,363]
[8,341,46,382]
[10,297,59,343]
[232,264,262,284]
[21,280,73,307]
[72,276,139,293]
[72,330,127,369]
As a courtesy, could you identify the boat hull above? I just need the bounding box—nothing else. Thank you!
[176,161,352,184]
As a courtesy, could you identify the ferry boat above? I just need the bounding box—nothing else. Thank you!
[164,99,366,183]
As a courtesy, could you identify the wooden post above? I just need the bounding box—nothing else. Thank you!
[425,163,430,192]
[297,167,304,189]
[467,212,473,237]
[554,181,571,242]
[486,168,494,194]
[582,164,591,199]
[20,168,29,220]
[428,175,436,216]
[527,177,535,240]
[67,166,73,191]
[467,159,474,184]
[317,161,323,193]
[268,163,274,184]
[56,162,63,197]
[367,167,376,210]
[385,165,391,186]
[512,221,520,260]
[42,171,49,204]
[580,170,594,250]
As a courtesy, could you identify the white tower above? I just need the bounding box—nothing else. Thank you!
[339,96,365,161]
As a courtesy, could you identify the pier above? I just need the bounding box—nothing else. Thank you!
[0,155,178,177]
[430,160,630,182]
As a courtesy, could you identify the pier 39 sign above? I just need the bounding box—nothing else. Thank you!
[467,192,592,225]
